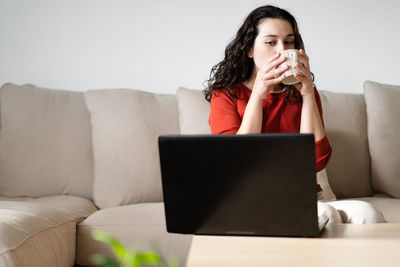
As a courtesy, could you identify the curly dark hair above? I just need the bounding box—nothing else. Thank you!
[204,5,306,103]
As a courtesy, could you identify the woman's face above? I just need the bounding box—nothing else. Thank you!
[249,18,295,71]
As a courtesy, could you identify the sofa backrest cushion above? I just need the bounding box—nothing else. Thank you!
[176,87,373,199]
[177,87,211,134]
[0,83,94,199]
[364,81,400,197]
[85,89,180,209]
[319,91,373,198]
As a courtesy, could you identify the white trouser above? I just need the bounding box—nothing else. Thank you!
[318,200,387,224]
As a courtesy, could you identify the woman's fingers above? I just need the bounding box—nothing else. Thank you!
[264,61,289,80]
[294,72,305,83]
[294,62,313,84]
[272,69,289,84]
[295,61,307,74]
[295,50,312,81]
[297,49,310,69]
[294,65,307,81]
[295,61,312,78]
[263,53,287,74]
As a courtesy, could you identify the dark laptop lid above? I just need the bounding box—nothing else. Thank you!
[158,134,319,237]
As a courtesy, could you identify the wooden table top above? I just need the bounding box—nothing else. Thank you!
[186,223,400,267]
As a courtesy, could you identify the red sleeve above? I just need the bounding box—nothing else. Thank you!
[314,88,332,172]
[315,136,332,172]
[209,91,241,134]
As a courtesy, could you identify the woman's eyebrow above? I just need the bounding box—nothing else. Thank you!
[263,33,295,38]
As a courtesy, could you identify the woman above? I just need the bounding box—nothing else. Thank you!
[204,5,385,224]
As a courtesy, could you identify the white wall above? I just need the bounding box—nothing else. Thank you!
[0,0,399,94]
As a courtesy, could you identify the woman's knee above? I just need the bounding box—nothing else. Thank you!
[327,200,386,224]
[317,202,342,224]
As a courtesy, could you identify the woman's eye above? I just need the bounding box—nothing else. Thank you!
[265,41,276,46]
[285,41,294,45]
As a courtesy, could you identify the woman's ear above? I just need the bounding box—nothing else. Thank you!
[247,48,253,58]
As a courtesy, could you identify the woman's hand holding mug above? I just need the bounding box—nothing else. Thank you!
[252,52,289,100]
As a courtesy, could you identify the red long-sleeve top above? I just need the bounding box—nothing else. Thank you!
[209,83,332,173]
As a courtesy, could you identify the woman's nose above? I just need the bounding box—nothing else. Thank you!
[276,42,286,52]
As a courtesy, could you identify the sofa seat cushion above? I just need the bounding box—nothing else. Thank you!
[0,195,97,267]
[353,196,400,223]
[76,202,192,267]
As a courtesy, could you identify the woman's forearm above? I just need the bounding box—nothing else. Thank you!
[236,94,263,134]
[300,93,326,141]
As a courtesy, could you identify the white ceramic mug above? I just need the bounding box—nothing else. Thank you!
[281,49,300,85]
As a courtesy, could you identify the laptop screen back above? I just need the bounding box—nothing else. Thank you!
[159,134,319,237]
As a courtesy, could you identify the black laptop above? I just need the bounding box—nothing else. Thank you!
[158,133,327,237]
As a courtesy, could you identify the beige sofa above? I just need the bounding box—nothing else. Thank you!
[0,81,399,266]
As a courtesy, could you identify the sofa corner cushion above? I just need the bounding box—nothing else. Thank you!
[0,83,94,199]
[85,89,180,209]
[364,81,400,197]
[318,90,373,198]
[176,87,210,134]
[0,220,77,267]
[0,195,97,266]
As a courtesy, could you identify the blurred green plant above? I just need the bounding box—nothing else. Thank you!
[90,229,179,267]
